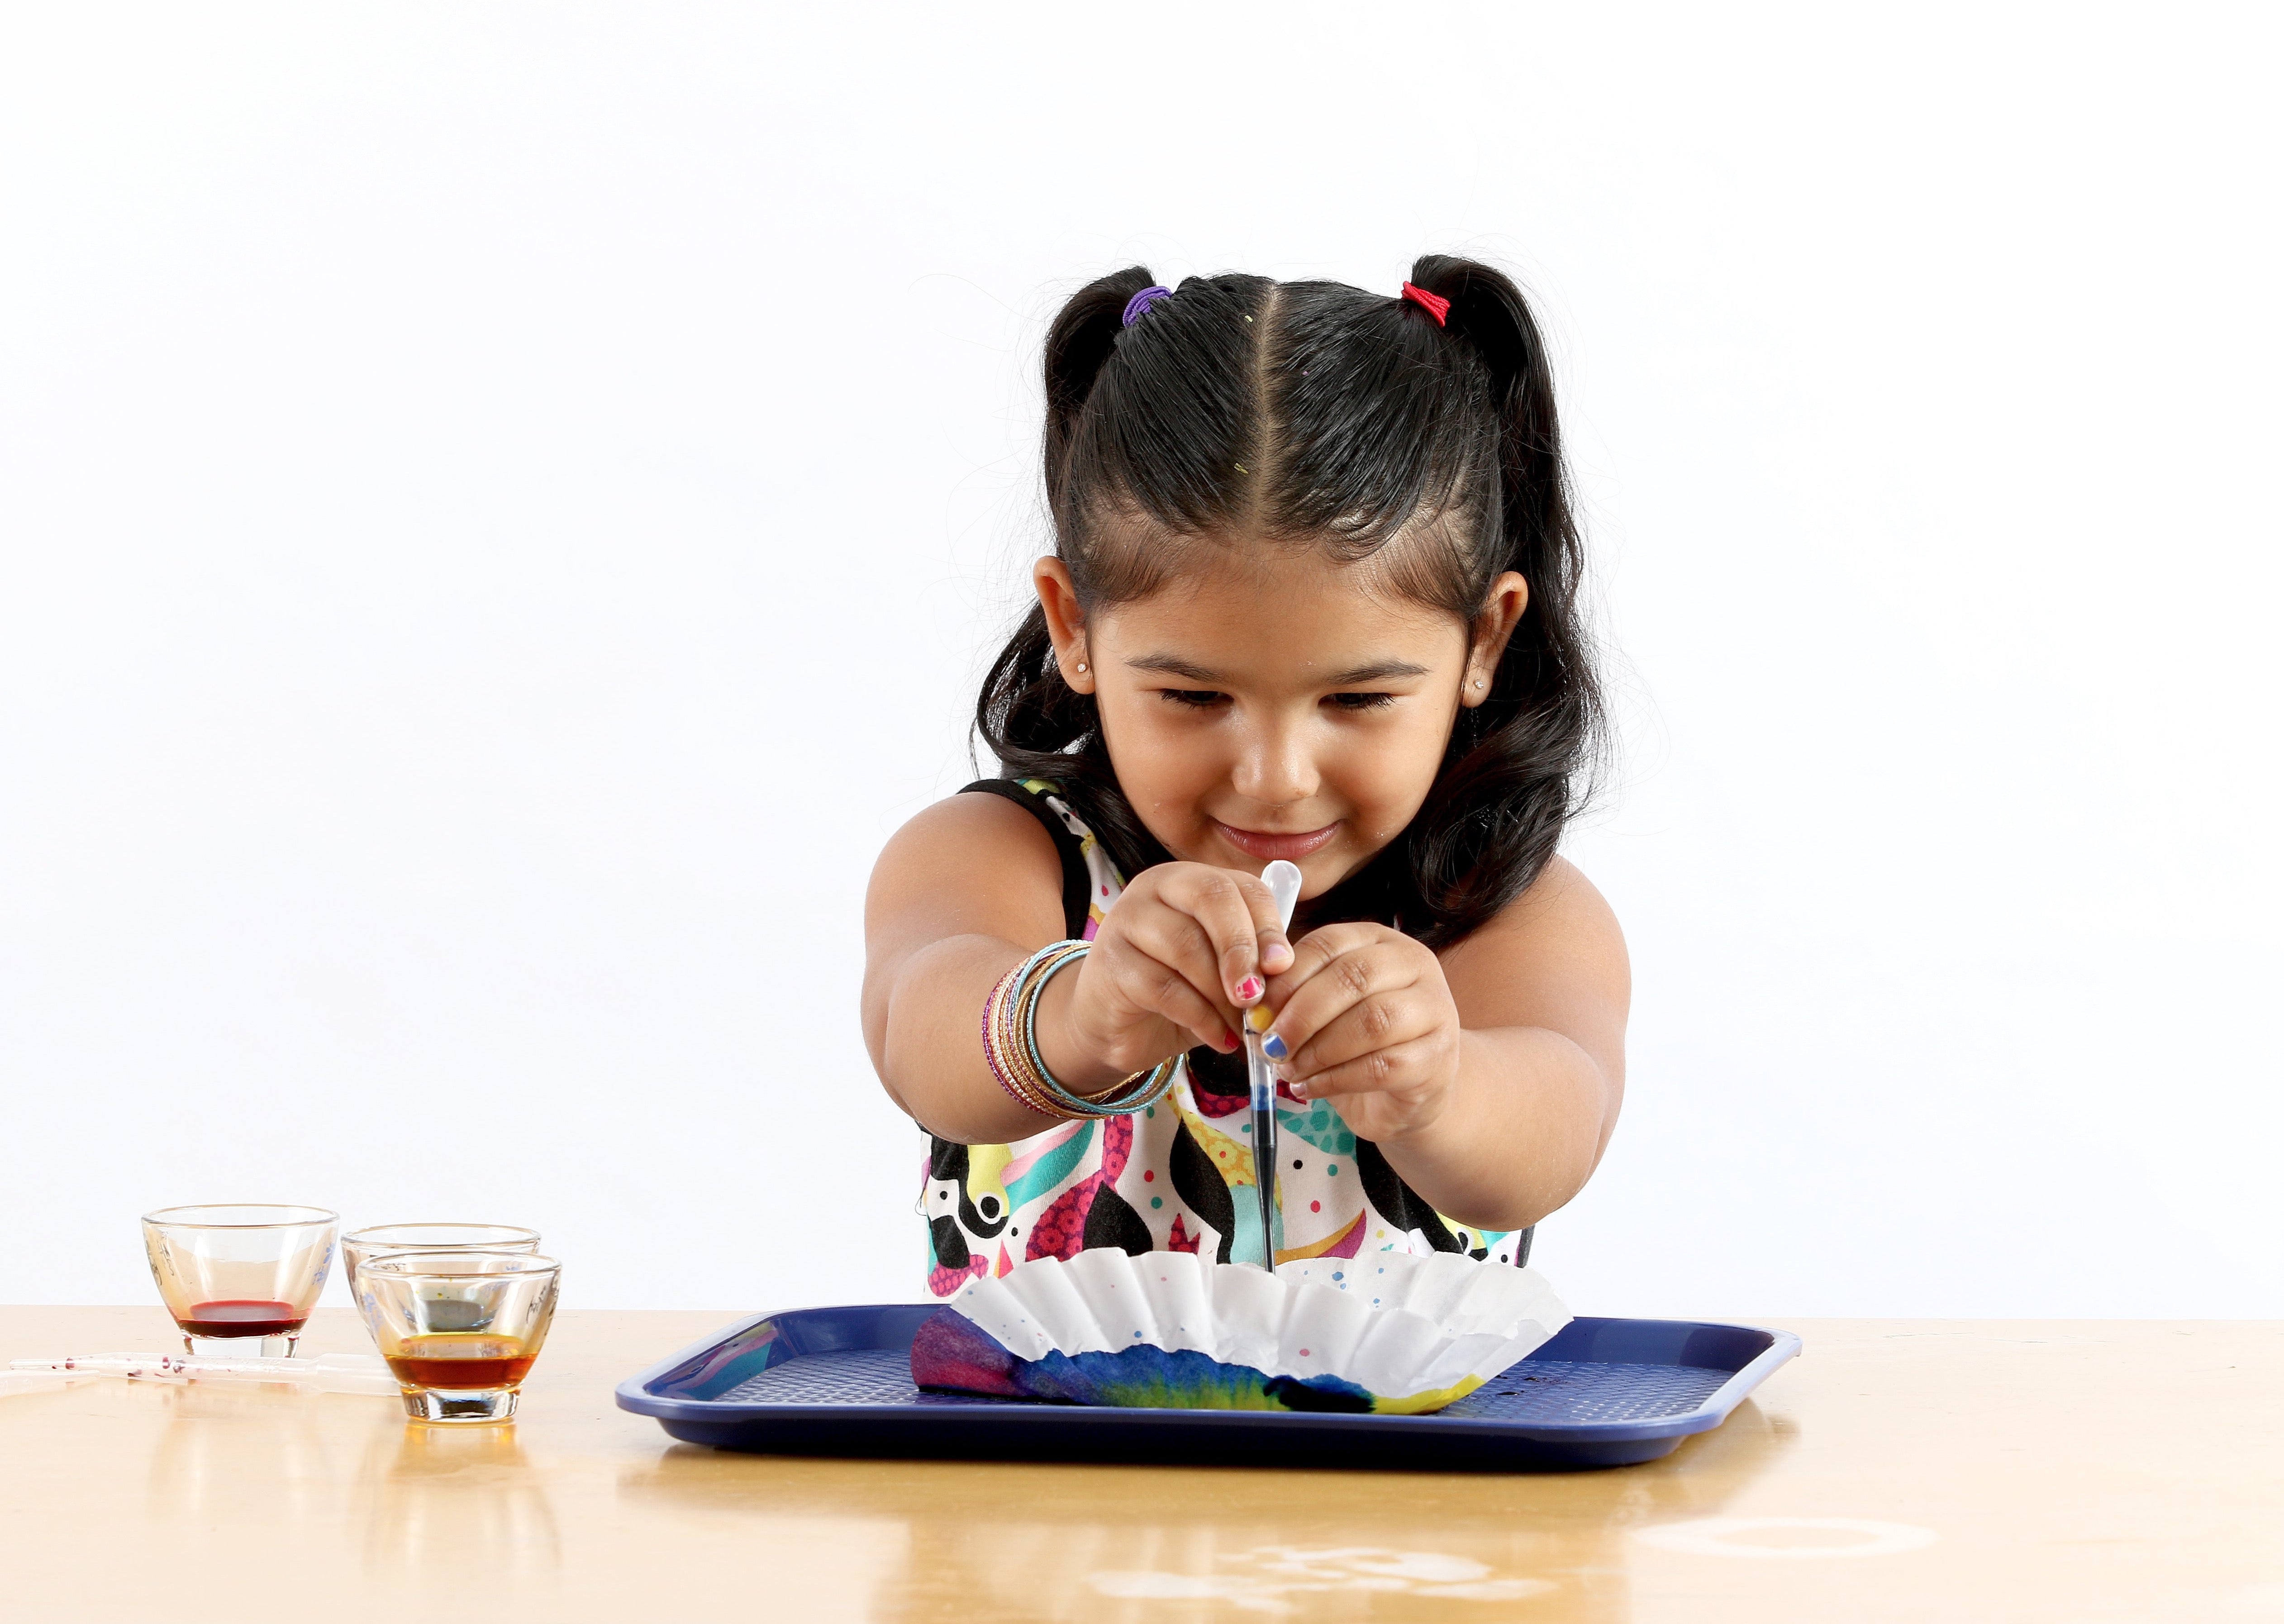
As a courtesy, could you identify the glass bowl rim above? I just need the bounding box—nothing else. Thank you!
[357,1249,561,1278]
[141,1203,338,1229]
[343,1223,541,1248]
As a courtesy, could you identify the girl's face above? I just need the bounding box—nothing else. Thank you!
[1037,549,1527,897]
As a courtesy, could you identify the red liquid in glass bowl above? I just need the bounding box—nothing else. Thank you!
[175,1300,308,1338]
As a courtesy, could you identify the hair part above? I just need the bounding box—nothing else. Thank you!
[978,255,1604,947]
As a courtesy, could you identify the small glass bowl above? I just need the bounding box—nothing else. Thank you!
[354,1250,561,1424]
[341,1223,541,1295]
[142,1203,339,1357]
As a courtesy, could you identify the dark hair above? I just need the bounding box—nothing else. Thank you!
[975,256,1602,947]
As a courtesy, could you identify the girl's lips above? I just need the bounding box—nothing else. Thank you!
[1212,820,1339,862]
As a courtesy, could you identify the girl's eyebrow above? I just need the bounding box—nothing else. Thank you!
[1325,658,1432,684]
[1125,653,1431,684]
[1126,653,1222,681]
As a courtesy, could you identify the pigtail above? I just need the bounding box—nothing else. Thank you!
[976,267,1173,879]
[1043,267,1161,519]
[1390,254,1603,939]
[1405,254,1573,601]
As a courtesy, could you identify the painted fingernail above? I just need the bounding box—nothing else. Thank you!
[1246,1005,1275,1033]
[1236,975,1263,1002]
[1261,1032,1288,1060]
[1221,1029,1241,1052]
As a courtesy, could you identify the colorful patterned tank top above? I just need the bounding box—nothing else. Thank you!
[919,778,1534,1298]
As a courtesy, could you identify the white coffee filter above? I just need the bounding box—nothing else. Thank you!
[946,1250,1571,1404]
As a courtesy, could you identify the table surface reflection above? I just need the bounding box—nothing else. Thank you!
[0,1306,2275,1622]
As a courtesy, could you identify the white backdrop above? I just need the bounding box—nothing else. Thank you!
[2,4,2278,1317]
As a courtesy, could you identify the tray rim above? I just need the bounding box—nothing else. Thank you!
[614,1308,1802,1448]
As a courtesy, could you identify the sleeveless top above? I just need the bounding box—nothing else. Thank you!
[918,777,1534,1297]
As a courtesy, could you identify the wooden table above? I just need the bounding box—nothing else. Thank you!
[0,1307,2275,1621]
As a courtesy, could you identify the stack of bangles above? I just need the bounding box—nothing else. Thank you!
[981,940,1181,1119]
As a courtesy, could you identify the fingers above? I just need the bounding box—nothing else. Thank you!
[1092,908,1240,1054]
[1080,864,1302,1059]
[1156,866,1286,1007]
[1249,922,1458,1119]
[1087,877,1251,1055]
[1277,983,1440,1080]
[1282,1032,1450,1102]
[1258,924,1414,1063]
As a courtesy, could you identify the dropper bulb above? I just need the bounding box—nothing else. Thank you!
[1263,859,1303,931]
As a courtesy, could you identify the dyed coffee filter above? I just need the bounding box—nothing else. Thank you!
[917,1249,1570,1413]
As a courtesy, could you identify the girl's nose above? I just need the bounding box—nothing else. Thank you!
[1230,714,1319,807]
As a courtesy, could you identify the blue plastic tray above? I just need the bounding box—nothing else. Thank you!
[617,1307,1800,1472]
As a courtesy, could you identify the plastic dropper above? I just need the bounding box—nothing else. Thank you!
[1244,859,1305,1271]
[10,1351,399,1396]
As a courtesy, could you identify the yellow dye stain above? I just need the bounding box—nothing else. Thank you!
[1371,1374,1485,1415]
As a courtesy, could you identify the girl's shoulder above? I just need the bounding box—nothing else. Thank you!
[867,780,1103,951]
[1448,856,1627,972]
[1438,854,1631,1075]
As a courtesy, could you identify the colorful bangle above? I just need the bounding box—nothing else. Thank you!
[979,943,1082,1119]
[1015,948,1179,1115]
[980,940,1182,1120]
[980,943,1084,1118]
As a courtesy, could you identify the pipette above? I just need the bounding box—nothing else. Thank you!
[11,1351,399,1395]
[1244,859,1304,1271]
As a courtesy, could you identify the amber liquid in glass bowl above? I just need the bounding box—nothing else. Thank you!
[384,1335,538,1390]
[356,1250,560,1423]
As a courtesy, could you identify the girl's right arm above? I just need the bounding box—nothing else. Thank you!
[862,794,1290,1143]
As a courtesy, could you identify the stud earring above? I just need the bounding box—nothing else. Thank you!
[1472,678,1485,690]
[1075,662,1088,674]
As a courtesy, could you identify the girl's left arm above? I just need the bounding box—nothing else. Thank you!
[1261,856,1628,1233]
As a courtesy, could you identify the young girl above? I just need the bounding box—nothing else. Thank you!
[864,257,1627,1298]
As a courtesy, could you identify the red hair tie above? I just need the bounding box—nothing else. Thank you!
[1399,281,1450,326]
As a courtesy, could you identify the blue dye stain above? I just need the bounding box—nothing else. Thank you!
[1239,1123,1251,1133]
[1150,1196,1163,1209]
[1328,1164,1339,1175]
[1331,1271,1344,1281]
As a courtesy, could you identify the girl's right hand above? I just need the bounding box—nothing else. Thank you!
[1037,863,1296,1089]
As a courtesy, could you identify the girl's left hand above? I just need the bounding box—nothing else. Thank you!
[1260,924,1462,1143]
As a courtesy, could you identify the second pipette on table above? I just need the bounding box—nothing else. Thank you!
[11,1351,398,1395]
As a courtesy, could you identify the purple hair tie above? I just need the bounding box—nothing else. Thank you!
[1121,286,1173,327]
